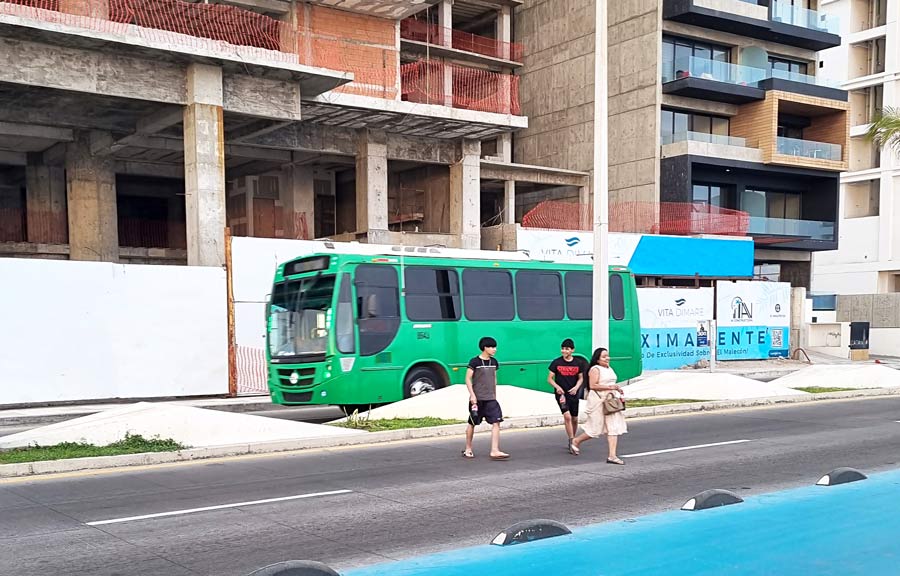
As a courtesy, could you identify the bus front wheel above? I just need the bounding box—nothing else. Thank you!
[404,366,443,399]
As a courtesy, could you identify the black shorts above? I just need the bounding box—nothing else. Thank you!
[467,399,503,425]
[555,391,580,417]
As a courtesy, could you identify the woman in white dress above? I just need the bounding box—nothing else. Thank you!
[569,347,627,464]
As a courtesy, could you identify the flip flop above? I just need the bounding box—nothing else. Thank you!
[461,449,474,459]
[490,453,510,460]
[569,443,580,456]
[606,457,625,465]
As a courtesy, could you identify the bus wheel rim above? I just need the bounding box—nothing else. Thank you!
[410,379,436,396]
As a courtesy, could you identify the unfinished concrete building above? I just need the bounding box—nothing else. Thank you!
[0,0,594,265]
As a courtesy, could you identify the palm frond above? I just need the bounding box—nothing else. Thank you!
[865,106,900,153]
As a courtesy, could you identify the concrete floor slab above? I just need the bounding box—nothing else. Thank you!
[0,402,363,450]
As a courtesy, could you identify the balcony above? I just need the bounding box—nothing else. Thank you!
[662,56,846,104]
[663,0,841,51]
[400,60,521,116]
[660,131,764,163]
[400,19,524,65]
[776,136,842,162]
[748,216,835,241]
[662,57,766,104]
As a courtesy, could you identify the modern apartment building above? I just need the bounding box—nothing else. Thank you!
[811,0,899,295]
[1,0,592,265]
[512,0,850,288]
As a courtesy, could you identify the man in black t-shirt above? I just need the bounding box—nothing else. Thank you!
[462,336,509,461]
[548,338,584,450]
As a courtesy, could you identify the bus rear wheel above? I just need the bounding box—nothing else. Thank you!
[404,367,443,399]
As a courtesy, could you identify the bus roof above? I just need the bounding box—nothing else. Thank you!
[276,251,630,281]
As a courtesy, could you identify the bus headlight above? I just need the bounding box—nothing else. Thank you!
[289,371,300,385]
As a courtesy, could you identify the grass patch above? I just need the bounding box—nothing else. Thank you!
[0,433,187,465]
[792,386,859,394]
[331,417,465,432]
[626,398,704,407]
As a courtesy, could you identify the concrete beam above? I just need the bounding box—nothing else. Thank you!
[115,160,185,179]
[183,0,289,14]
[0,122,73,142]
[0,150,26,165]
[479,160,590,187]
[0,38,308,122]
[228,121,294,142]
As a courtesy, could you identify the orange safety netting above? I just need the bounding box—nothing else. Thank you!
[521,200,750,237]
[0,208,68,244]
[401,60,520,115]
[400,18,524,62]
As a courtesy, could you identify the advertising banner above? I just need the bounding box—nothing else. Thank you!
[716,281,791,360]
[638,288,715,370]
[515,228,641,265]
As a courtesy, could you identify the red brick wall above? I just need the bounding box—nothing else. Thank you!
[300,4,399,100]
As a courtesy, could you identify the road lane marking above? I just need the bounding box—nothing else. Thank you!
[85,489,352,526]
[623,439,752,458]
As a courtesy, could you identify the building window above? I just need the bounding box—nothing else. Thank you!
[661,109,729,144]
[463,269,515,321]
[692,183,726,207]
[662,36,730,81]
[404,267,461,321]
[516,271,564,320]
[777,125,804,139]
[769,56,809,77]
[610,274,626,321]
[742,189,802,220]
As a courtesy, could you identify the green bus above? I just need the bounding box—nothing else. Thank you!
[265,251,642,409]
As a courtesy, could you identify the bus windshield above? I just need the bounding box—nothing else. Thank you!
[268,275,335,358]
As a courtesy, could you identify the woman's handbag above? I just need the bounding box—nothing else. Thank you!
[600,391,625,415]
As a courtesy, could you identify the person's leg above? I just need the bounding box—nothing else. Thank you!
[490,422,509,458]
[464,424,475,455]
[607,434,623,464]
[571,432,592,455]
[563,412,574,440]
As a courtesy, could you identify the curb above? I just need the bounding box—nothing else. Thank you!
[3,388,899,479]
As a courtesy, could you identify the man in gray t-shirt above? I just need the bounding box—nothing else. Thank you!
[462,337,509,460]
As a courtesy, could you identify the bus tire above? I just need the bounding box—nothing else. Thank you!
[403,366,443,399]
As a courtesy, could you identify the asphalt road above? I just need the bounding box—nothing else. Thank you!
[2,397,900,576]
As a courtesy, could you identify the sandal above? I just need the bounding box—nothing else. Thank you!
[461,449,474,459]
[489,452,510,460]
[606,457,625,465]
[569,442,580,456]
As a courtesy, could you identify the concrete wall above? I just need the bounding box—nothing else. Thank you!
[607,0,660,219]
[515,0,596,171]
[0,258,227,405]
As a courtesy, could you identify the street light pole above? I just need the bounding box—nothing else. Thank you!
[591,0,609,352]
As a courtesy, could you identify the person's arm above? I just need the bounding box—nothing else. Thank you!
[570,371,584,396]
[547,366,565,395]
[465,367,477,405]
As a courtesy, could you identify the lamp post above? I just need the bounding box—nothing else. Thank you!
[591,0,609,351]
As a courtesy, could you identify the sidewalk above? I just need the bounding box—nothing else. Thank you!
[0,395,274,426]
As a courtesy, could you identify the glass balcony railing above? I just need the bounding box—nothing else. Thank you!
[748,216,835,240]
[771,0,839,34]
[662,56,769,86]
[661,131,749,147]
[768,68,841,89]
[776,136,842,161]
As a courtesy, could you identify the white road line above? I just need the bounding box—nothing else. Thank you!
[85,489,352,526]
[623,439,752,458]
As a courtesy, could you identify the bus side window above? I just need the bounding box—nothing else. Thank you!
[354,265,401,356]
[564,271,592,320]
[336,274,355,354]
[610,274,626,320]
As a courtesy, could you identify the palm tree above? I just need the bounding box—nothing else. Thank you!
[865,106,900,153]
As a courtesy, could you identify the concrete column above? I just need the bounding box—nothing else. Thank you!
[281,165,315,240]
[496,5,512,60]
[503,180,515,224]
[579,185,591,230]
[25,154,67,244]
[497,133,512,162]
[438,0,454,107]
[450,139,481,249]
[65,132,118,261]
[183,63,226,267]
[356,129,389,243]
